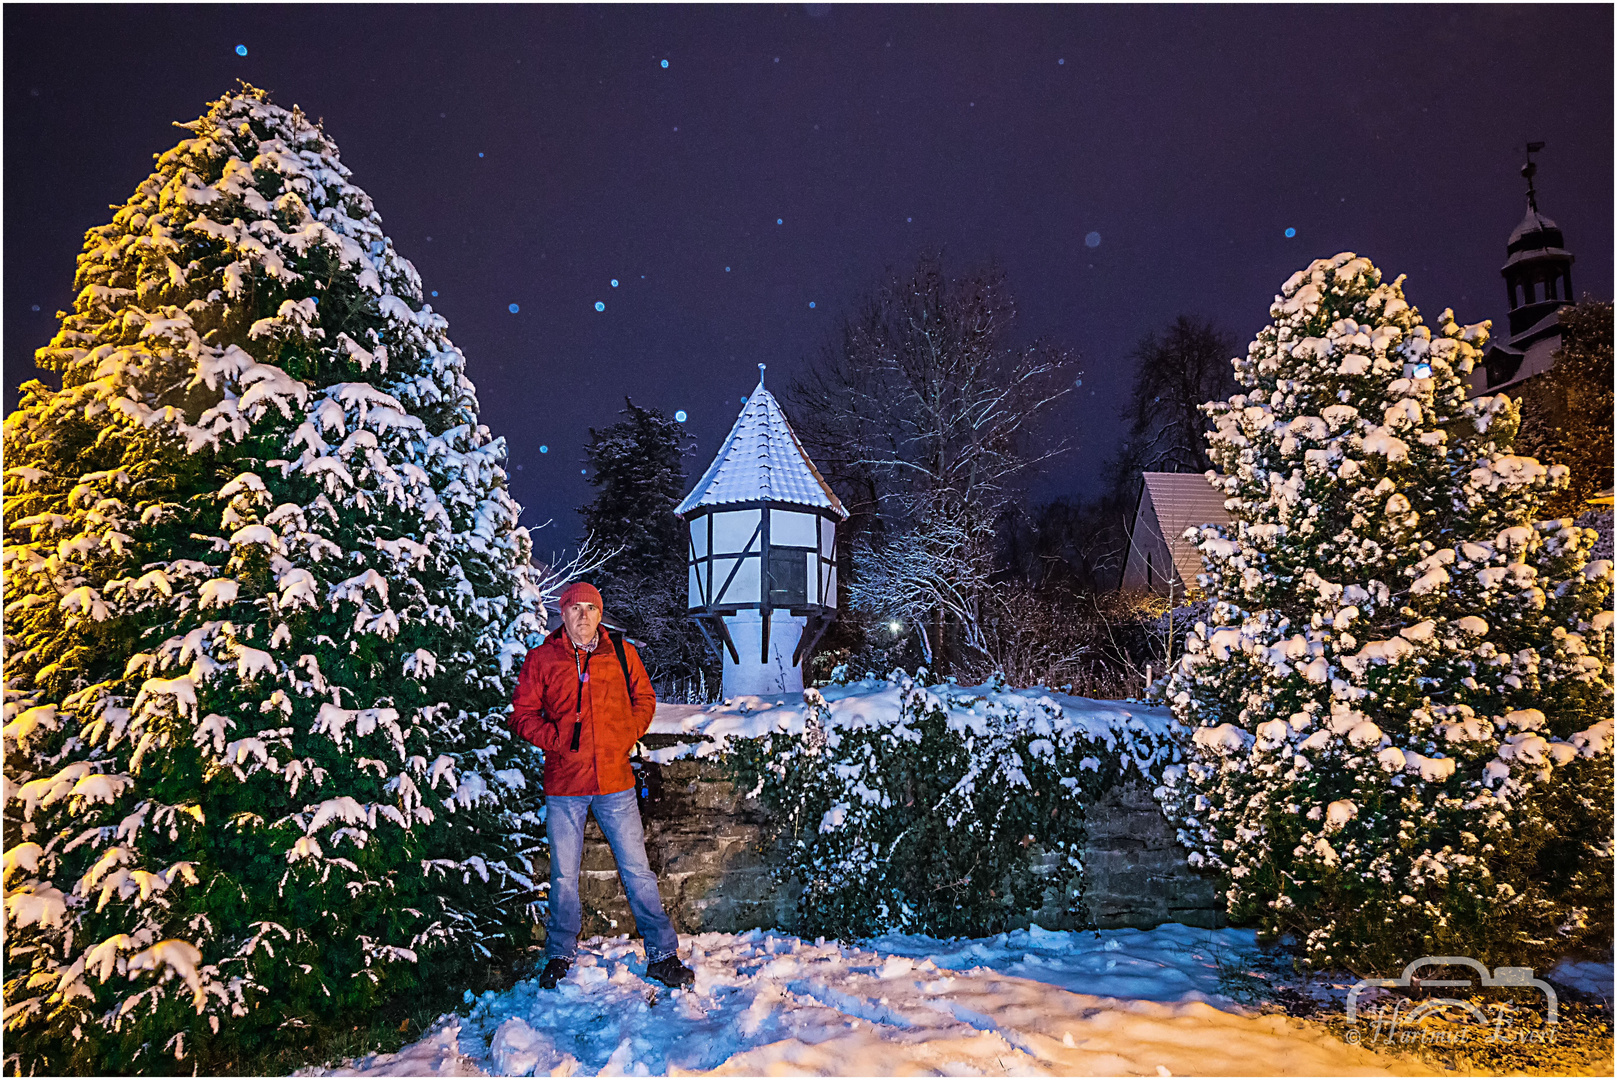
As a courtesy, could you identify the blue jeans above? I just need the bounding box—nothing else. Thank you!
[544,787,680,964]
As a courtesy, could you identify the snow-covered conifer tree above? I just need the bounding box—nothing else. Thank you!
[3,85,544,1072]
[579,400,710,695]
[1158,253,1613,972]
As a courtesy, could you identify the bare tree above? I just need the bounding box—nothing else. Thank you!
[997,496,1134,596]
[846,516,995,664]
[1107,316,1238,496]
[529,531,624,612]
[789,253,1076,673]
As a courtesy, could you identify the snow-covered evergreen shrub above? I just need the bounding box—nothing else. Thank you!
[2,86,545,1072]
[1157,253,1613,973]
[728,675,1175,939]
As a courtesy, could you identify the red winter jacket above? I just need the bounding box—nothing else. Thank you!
[508,630,657,796]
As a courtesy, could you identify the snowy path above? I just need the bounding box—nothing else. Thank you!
[311,924,1420,1076]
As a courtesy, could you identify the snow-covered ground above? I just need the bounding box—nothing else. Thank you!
[1547,958,1616,998]
[310,923,1433,1076]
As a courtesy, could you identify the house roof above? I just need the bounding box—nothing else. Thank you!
[675,366,848,518]
[1137,472,1233,585]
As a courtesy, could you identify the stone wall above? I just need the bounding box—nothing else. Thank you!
[549,758,799,941]
[538,757,1223,944]
[1054,777,1224,930]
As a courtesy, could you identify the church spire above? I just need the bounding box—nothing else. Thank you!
[1522,140,1544,213]
[1501,141,1573,342]
[1472,142,1579,395]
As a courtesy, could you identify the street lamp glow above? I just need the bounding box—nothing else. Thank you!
[889,621,903,634]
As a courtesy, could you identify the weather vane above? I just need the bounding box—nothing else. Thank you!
[1522,141,1545,212]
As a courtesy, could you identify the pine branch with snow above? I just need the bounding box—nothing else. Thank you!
[2,85,545,1073]
[1155,253,1613,972]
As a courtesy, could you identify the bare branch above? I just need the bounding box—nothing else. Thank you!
[530,532,625,608]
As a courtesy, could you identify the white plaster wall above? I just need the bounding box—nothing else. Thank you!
[721,610,807,697]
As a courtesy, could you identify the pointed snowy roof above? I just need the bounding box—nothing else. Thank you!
[676,365,847,519]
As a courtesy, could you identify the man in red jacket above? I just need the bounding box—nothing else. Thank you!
[509,581,695,990]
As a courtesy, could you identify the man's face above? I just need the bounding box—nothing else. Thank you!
[562,601,601,645]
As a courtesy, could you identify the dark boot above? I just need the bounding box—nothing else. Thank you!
[539,957,570,989]
[645,955,695,989]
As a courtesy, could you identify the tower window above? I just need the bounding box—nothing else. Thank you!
[768,548,808,607]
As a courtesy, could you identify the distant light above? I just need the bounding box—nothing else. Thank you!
[235,44,248,57]
[661,59,669,68]
[808,301,816,308]
[594,301,606,312]
[776,218,783,224]
[1285,227,1297,238]
[431,290,439,297]
[1058,58,1064,65]
[906,217,912,223]
[1413,363,1432,379]
[478,152,485,158]
[1074,377,1082,387]
[889,621,903,634]
[508,303,520,314]
[740,397,748,404]
[581,469,587,475]
[675,410,688,422]
[1085,231,1102,248]
[610,278,619,287]
[539,445,549,453]
[31,304,40,312]
[725,266,731,272]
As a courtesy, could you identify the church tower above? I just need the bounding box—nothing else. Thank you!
[1473,143,1577,394]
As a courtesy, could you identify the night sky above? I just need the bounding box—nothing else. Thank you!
[5,4,1612,554]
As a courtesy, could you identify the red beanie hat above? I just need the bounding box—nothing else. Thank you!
[557,581,603,611]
